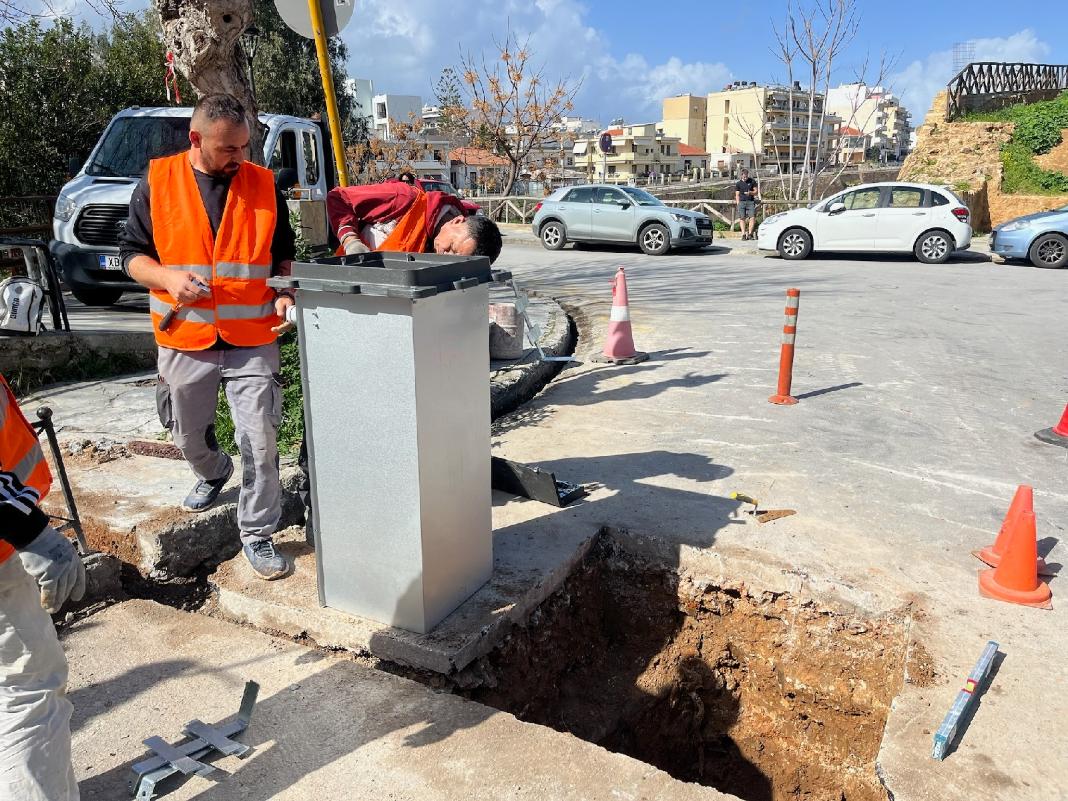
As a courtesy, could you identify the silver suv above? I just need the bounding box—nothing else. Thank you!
[531,184,713,255]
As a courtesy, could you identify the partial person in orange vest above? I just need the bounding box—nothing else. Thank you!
[0,373,85,801]
[326,181,503,262]
[119,94,296,580]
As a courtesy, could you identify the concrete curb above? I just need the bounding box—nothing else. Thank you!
[1,331,156,397]
[490,296,574,419]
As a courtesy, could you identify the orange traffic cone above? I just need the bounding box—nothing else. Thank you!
[978,509,1052,609]
[594,267,648,365]
[1034,402,1068,449]
[973,485,1052,575]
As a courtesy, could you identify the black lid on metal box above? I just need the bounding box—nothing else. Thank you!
[268,252,511,299]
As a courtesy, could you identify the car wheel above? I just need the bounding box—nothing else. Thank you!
[70,283,124,306]
[778,228,812,260]
[639,223,671,256]
[540,221,566,251]
[1028,233,1068,269]
[914,230,952,264]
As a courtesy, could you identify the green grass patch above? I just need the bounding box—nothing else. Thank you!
[214,331,304,457]
[964,92,1068,195]
[1001,141,1068,194]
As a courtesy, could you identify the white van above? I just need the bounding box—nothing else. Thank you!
[51,106,333,306]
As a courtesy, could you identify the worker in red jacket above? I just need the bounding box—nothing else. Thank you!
[326,181,502,263]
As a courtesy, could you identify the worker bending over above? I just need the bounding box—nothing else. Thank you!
[326,181,502,263]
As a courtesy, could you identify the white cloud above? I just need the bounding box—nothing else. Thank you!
[342,0,731,124]
[891,30,1052,123]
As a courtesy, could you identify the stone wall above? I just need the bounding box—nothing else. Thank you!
[1,331,157,396]
[900,90,1068,229]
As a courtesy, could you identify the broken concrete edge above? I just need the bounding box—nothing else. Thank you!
[490,298,576,420]
[134,466,306,580]
[209,526,602,676]
[1,331,156,397]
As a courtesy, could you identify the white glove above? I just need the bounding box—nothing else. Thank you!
[343,236,370,255]
[18,526,86,613]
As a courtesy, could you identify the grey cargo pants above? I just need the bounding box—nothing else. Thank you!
[157,343,282,545]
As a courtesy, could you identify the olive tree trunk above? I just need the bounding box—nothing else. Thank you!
[154,0,265,163]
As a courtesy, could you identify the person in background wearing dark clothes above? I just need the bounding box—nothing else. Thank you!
[735,168,760,240]
[119,94,296,580]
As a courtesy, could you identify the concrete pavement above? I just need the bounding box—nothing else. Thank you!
[65,600,731,801]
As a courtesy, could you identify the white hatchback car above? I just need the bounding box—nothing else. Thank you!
[757,182,972,264]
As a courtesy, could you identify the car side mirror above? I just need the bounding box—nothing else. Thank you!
[68,156,83,176]
[618,202,631,210]
[827,201,846,215]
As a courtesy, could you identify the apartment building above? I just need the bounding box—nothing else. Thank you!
[372,94,422,139]
[661,94,708,150]
[572,123,683,181]
[705,82,836,173]
[825,83,912,160]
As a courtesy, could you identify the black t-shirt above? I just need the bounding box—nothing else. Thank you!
[736,177,758,201]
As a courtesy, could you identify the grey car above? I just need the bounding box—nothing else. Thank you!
[531,184,713,255]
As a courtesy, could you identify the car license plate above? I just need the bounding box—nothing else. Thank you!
[98,254,122,270]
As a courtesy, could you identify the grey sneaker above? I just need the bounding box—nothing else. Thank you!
[182,458,234,512]
[242,539,288,580]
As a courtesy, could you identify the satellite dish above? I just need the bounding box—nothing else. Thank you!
[273,0,354,40]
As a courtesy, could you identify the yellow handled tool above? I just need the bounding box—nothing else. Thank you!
[730,492,759,509]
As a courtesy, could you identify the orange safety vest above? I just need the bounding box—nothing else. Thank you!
[336,190,431,256]
[147,152,279,350]
[0,374,52,565]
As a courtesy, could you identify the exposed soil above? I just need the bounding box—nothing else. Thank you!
[1034,128,1068,174]
[127,440,184,460]
[462,539,910,801]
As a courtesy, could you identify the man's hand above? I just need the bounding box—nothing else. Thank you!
[271,293,295,334]
[342,235,370,256]
[165,270,211,304]
[18,526,86,613]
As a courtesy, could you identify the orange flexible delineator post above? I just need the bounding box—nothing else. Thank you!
[1034,402,1068,449]
[973,485,1052,575]
[769,288,800,405]
[978,509,1052,609]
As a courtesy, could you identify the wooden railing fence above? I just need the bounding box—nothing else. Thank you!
[947,62,1068,120]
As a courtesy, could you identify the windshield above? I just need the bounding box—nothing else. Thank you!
[421,180,457,195]
[86,117,191,178]
[620,186,664,207]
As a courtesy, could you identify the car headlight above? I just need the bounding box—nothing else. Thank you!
[998,220,1026,232]
[671,213,692,223]
[761,213,788,225]
[54,193,78,222]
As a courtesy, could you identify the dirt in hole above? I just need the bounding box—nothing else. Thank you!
[463,539,910,801]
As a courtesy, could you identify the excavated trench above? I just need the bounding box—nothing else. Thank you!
[459,538,910,801]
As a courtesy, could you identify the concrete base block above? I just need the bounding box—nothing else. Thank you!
[211,502,598,675]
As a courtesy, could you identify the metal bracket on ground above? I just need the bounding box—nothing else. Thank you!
[506,279,576,364]
[131,680,260,800]
[491,456,587,507]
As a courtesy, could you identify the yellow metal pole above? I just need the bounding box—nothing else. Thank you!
[307,0,349,186]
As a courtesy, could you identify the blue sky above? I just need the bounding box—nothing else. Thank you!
[55,0,1068,126]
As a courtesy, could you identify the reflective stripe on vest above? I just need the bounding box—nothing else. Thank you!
[147,153,278,351]
[0,374,52,565]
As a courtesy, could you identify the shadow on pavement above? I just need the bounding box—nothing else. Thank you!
[794,381,863,400]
